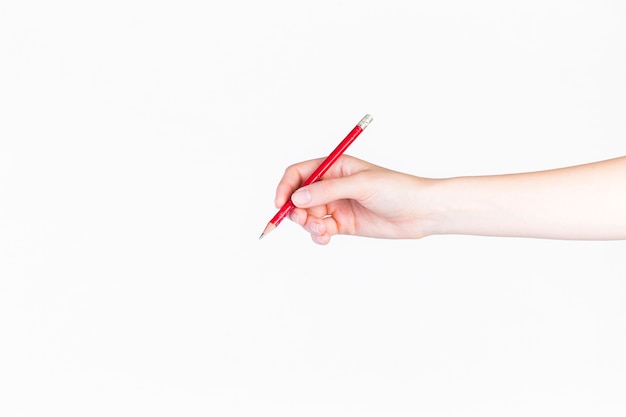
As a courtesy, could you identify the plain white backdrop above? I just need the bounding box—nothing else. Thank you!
[1,1,626,416]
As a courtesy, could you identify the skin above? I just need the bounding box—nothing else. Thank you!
[274,155,626,245]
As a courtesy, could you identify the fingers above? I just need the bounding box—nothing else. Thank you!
[274,158,326,208]
[274,155,372,208]
[273,155,376,245]
[311,233,331,245]
[287,176,363,245]
[291,172,373,209]
[290,208,336,245]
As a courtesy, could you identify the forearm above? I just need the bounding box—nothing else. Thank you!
[426,156,626,240]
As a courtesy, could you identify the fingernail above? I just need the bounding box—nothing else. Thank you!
[292,188,311,205]
[306,221,322,235]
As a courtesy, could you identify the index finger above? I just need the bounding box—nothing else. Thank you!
[274,155,372,208]
[274,157,325,208]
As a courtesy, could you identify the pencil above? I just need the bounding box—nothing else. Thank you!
[259,114,373,239]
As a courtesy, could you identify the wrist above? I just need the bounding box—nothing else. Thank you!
[408,177,455,238]
[420,176,494,237]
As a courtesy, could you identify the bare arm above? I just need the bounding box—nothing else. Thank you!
[428,156,626,240]
[275,155,626,244]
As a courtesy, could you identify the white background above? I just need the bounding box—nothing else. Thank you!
[1,1,626,416]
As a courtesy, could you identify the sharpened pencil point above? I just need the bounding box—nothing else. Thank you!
[259,223,276,240]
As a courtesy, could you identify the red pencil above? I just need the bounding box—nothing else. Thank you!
[259,114,373,239]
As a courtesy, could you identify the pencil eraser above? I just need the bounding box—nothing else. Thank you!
[358,114,373,130]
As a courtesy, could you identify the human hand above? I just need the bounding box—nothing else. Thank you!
[274,155,436,244]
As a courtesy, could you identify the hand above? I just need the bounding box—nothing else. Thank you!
[274,155,435,244]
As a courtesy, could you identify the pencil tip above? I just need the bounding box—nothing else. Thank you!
[259,222,276,240]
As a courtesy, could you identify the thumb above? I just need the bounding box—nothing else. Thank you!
[291,175,367,208]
